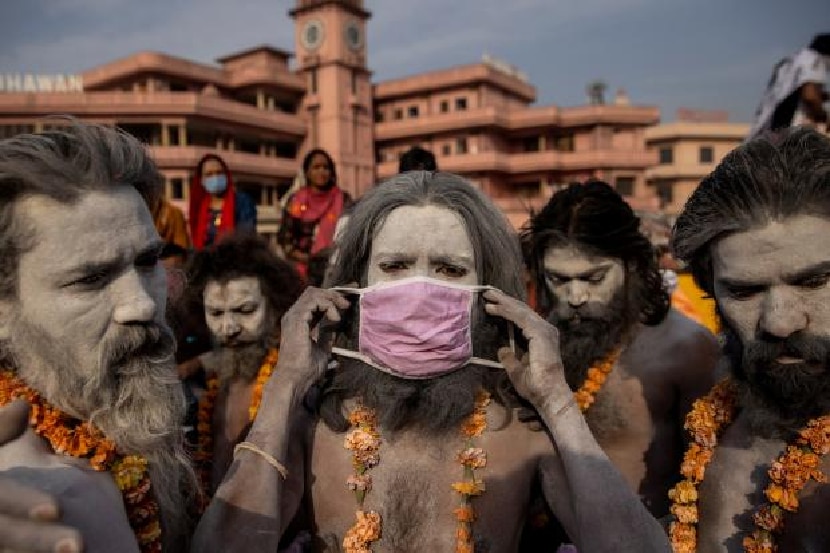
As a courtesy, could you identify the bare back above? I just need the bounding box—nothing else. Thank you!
[585,309,719,516]
[210,377,256,492]
[698,413,830,552]
[307,400,555,552]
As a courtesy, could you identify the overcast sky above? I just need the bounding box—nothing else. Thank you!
[0,0,827,122]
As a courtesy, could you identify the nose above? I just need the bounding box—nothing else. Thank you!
[112,269,160,324]
[218,314,242,339]
[565,281,589,308]
[759,287,808,339]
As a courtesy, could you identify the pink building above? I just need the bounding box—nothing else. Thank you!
[0,0,662,231]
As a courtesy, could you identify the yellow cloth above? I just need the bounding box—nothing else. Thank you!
[675,273,720,334]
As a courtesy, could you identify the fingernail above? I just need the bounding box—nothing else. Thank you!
[55,537,81,553]
[30,503,58,520]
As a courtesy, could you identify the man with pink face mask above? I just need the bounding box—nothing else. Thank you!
[193,172,670,552]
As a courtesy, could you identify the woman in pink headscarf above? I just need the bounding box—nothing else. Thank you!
[278,149,352,278]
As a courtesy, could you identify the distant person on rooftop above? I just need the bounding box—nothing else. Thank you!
[398,145,438,172]
[748,33,830,140]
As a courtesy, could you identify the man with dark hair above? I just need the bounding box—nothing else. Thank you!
[522,181,719,520]
[0,120,198,552]
[398,145,438,172]
[184,233,303,495]
[194,171,669,552]
[670,127,830,551]
[748,33,830,140]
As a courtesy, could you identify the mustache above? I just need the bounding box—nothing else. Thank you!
[744,332,830,369]
[98,323,176,372]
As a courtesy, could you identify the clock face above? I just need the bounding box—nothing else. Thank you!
[345,21,363,51]
[302,19,324,50]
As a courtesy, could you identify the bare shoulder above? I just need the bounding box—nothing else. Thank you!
[633,310,719,369]
[0,430,139,553]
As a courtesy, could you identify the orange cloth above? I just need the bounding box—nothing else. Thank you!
[152,199,191,250]
[676,273,720,334]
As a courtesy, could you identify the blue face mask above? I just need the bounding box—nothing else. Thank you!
[203,174,227,195]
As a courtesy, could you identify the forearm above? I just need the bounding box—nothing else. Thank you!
[192,379,306,553]
[539,391,670,552]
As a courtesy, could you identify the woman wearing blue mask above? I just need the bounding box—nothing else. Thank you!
[189,154,257,249]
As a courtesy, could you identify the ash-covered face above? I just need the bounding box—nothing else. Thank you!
[367,205,478,286]
[713,215,830,416]
[203,277,271,347]
[542,245,625,324]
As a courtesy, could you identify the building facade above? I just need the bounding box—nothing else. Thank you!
[645,110,748,216]
[0,0,681,232]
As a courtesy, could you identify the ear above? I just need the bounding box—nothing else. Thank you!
[0,300,12,341]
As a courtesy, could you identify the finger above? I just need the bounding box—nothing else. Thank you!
[0,514,82,553]
[0,400,30,445]
[497,346,522,373]
[0,478,60,521]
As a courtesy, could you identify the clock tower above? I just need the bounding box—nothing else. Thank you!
[290,0,375,197]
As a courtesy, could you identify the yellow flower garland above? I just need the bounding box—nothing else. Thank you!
[342,390,491,553]
[668,378,830,553]
[0,370,162,553]
[194,348,279,500]
[573,348,621,412]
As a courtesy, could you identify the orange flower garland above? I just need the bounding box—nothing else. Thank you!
[0,370,162,553]
[342,391,491,552]
[574,348,621,412]
[668,378,830,553]
[194,348,279,498]
[452,390,490,553]
[343,402,382,553]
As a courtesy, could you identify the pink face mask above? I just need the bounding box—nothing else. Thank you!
[331,277,504,379]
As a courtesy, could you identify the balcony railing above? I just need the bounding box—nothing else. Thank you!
[149,146,298,179]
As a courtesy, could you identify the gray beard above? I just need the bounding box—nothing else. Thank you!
[2,317,198,551]
[213,342,270,382]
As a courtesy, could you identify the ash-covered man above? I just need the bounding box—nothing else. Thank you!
[185,233,303,495]
[0,121,197,552]
[522,182,720,520]
[668,128,830,551]
[194,172,669,552]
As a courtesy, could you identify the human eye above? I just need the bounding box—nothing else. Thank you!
[236,304,258,314]
[545,273,566,286]
[587,272,607,284]
[66,270,111,289]
[724,285,764,301]
[207,309,223,318]
[378,260,409,273]
[436,264,468,278]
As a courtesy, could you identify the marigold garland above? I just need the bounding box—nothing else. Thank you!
[0,370,162,553]
[194,348,278,498]
[342,390,491,553]
[668,378,830,553]
[573,348,621,412]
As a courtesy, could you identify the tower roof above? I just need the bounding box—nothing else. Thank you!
[289,0,371,19]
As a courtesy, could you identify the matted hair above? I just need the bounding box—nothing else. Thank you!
[0,117,162,299]
[522,181,669,325]
[328,170,525,299]
[672,127,830,296]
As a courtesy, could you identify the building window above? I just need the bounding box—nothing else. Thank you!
[375,150,385,163]
[699,146,714,164]
[351,71,358,95]
[456,137,468,155]
[656,180,674,206]
[658,147,673,165]
[554,134,574,152]
[442,144,452,156]
[522,136,540,153]
[408,105,419,118]
[455,97,468,111]
[374,110,385,123]
[310,69,318,94]
[615,177,635,197]
[394,108,403,120]
[440,100,449,113]
[170,178,185,200]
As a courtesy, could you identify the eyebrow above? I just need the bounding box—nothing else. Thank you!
[429,254,474,266]
[63,240,164,277]
[717,260,830,288]
[374,252,474,265]
[546,264,612,279]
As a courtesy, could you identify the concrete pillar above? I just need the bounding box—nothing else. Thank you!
[257,89,265,109]
[178,126,187,147]
[161,123,170,147]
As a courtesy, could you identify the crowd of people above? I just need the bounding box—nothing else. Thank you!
[0,115,828,553]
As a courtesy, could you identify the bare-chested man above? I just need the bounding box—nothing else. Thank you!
[522,182,720,520]
[193,171,669,552]
[669,127,830,551]
[0,121,197,552]
[185,233,302,494]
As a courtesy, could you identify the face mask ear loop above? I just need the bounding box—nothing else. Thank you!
[508,323,516,356]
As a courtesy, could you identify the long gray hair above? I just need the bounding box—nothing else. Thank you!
[329,171,526,299]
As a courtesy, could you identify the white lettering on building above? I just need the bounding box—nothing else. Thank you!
[0,74,84,92]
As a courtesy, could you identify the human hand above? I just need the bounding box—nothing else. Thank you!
[483,289,570,408]
[0,400,84,553]
[276,286,350,394]
[176,357,203,380]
